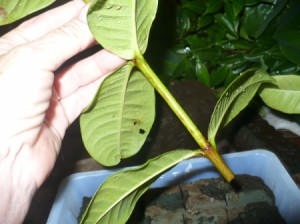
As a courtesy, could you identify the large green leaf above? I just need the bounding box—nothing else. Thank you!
[259,75,300,114]
[87,0,158,60]
[274,0,300,65]
[204,0,223,15]
[242,0,287,38]
[195,60,210,87]
[80,149,199,224]
[181,0,206,15]
[0,0,55,25]
[215,13,238,37]
[232,0,244,18]
[208,69,275,147]
[80,62,155,166]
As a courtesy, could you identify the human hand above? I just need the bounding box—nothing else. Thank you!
[0,0,125,222]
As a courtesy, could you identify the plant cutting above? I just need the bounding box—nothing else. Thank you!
[0,0,299,223]
[78,0,300,223]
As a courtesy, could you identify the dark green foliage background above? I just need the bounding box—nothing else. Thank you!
[147,0,300,90]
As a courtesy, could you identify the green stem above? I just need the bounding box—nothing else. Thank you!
[135,54,207,152]
[204,144,234,182]
[135,54,234,182]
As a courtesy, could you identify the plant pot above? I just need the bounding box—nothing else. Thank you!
[47,149,300,224]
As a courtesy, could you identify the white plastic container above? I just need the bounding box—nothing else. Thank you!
[47,149,300,224]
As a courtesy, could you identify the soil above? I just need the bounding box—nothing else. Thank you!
[131,174,285,224]
[79,174,285,224]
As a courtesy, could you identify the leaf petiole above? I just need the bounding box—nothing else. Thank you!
[135,53,207,152]
[134,53,235,182]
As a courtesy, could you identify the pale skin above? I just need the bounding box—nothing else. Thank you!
[0,0,125,223]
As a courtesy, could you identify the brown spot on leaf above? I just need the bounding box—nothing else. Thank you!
[133,119,141,126]
[0,7,7,23]
[139,129,146,134]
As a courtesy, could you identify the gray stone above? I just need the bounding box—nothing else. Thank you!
[136,175,285,224]
[185,208,227,224]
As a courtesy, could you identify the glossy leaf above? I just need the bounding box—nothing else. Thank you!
[232,0,245,18]
[192,47,221,61]
[216,39,253,51]
[277,40,300,66]
[0,0,55,25]
[211,66,230,87]
[245,0,261,6]
[80,149,199,224]
[259,75,300,114]
[206,24,226,43]
[80,62,155,166]
[87,0,158,60]
[224,1,235,22]
[215,14,238,37]
[197,14,214,30]
[204,0,223,15]
[242,0,287,38]
[195,60,210,87]
[177,8,198,35]
[208,69,275,147]
[185,36,208,50]
[274,0,300,65]
[181,0,206,15]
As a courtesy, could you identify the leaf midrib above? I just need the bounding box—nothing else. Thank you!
[117,66,132,151]
[95,150,197,221]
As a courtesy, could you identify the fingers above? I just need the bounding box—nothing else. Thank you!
[0,0,86,54]
[55,49,125,99]
[56,77,105,127]
[3,3,96,71]
[54,49,125,124]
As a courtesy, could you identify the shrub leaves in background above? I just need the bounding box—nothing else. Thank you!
[80,149,199,224]
[273,0,300,65]
[0,0,55,25]
[87,0,158,60]
[80,62,155,166]
[157,0,299,88]
[260,75,300,114]
[242,0,287,39]
[208,69,275,147]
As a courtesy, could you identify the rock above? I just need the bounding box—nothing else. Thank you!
[144,196,185,224]
[184,208,228,224]
[182,178,228,210]
[228,202,286,224]
[135,175,285,224]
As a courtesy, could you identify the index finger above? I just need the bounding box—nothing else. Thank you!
[0,0,87,54]
[4,2,95,72]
